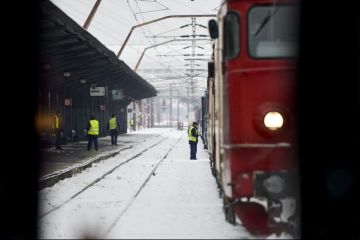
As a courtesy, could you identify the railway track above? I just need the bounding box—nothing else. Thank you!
[38,131,182,221]
[39,132,165,190]
[105,131,184,235]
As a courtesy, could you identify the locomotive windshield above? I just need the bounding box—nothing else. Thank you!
[248,5,299,58]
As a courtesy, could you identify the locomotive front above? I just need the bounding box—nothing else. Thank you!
[209,0,300,236]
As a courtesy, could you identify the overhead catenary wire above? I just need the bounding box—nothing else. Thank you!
[134,0,170,16]
[58,0,137,45]
[134,0,162,56]
[154,26,188,36]
[128,45,185,76]
[166,0,209,15]
[52,0,213,94]
[127,0,163,57]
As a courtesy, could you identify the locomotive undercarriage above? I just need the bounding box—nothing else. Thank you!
[208,145,299,236]
[226,196,299,237]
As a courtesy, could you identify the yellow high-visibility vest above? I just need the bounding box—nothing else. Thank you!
[88,120,99,135]
[109,117,117,130]
[188,126,198,142]
[53,115,59,129]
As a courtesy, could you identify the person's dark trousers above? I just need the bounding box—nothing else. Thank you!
[189,141,198,159]
[87,135,98,151]
[110,129,118,145]
[55,129,62,149]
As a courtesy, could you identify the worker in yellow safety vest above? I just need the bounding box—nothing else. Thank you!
[87,115,99,151]
[188,122,199,160]
[107,113,120,146]
[130,118,134,132]
[53,111,63,150]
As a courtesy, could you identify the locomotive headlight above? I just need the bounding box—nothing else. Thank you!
[263,175,285,194]
[263,111,284,131]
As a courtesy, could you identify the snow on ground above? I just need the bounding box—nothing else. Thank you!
[106,130,251,239]
[38,128,289,239]
[38,128,172,216]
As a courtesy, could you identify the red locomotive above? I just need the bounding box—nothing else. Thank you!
[204,0,300,236]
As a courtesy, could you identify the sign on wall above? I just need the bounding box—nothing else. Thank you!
[64,98,72,106]
[90,87,106,96]
[111,89,124,100]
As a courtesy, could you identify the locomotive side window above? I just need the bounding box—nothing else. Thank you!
[224,12,240,60]
[248,5,299,58]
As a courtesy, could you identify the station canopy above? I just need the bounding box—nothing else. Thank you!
[39,0,157,100]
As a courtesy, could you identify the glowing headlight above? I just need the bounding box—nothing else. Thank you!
[263,175,285,194]
[264,111,284,131]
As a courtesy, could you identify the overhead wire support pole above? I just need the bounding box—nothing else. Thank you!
[134,38,211,71]
[83,0,102,30]
[117,14,216,58]
[134,39,174,71]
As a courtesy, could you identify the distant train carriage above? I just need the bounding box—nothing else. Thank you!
[205,0,300,236]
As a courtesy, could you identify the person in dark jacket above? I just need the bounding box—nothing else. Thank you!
[188,122,199,160]
[53,111,63,150]
[107,114,120,146]
[87,115,99,151]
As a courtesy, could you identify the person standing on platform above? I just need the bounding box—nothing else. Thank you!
[188,122,199,160]
[87,115,99,151]
[107,113,120,146]
[130,119,134,132]
[53,111,63,150]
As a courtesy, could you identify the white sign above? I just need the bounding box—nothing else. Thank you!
[64,98,72,106]
[90,87,106,96]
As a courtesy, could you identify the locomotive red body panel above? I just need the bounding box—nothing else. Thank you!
[206,0,300,236]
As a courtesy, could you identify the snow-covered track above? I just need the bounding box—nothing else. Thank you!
[105,132,184,234]
[38,133,173,219]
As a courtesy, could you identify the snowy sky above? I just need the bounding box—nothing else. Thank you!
[50,0,221,94]
[38,128,293,239]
